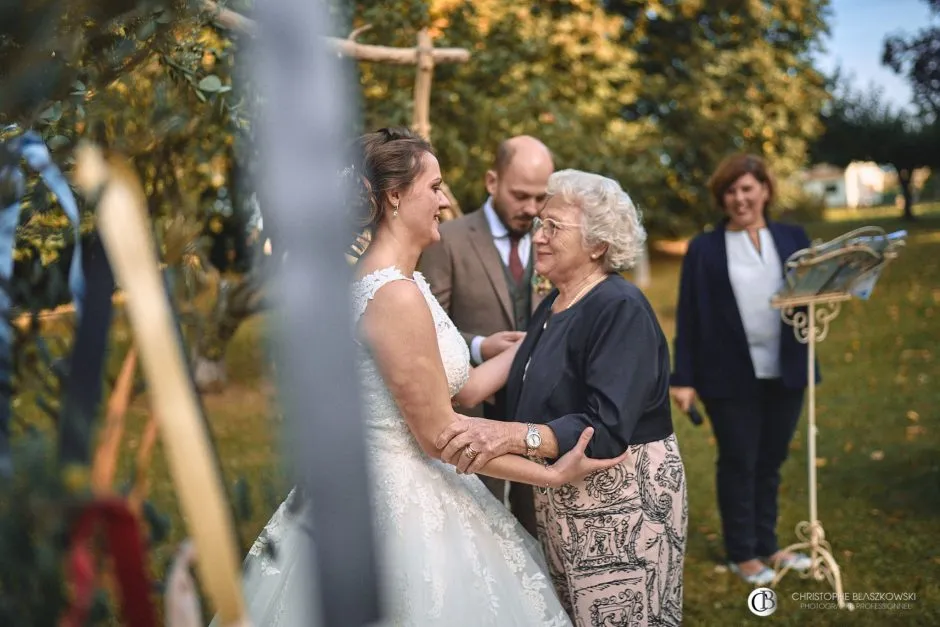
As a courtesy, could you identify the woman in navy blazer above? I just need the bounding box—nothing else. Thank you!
[670,153,815,586]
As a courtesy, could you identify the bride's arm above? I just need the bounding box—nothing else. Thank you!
[451,342,521,408]
[361,281,550,482]
[363,282,624,487]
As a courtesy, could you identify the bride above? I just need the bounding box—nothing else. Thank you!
[224,128,628,626]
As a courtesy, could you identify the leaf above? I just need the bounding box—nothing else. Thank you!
[905,425,926,441]
[198,75,223,92]
[137,19,157,40]
[46,135,70,151]
[38,102,63,123]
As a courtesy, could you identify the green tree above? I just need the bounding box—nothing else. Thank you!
[811,82,940,220]
[1,0,839,393]
[883,0,940,120]
[1,1,263,391]
[348,0,831,236]
[606,0,832,234]
[350,0,646,215]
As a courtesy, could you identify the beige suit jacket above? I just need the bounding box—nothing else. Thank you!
[419,207,545,356]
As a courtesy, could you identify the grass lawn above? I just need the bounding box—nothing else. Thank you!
[823,200,940,223]
[30,206,938,625]
[638,211,940,625]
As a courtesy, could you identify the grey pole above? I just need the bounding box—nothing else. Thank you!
[251,1,381,625]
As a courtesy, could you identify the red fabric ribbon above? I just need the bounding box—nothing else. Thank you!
[62,498,156,627]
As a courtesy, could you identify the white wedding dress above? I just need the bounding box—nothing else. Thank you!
[232,267,571,626]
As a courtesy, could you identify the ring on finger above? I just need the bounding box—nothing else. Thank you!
[465,445,479,460]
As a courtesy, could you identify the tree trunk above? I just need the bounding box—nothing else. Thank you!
[192,273,266,393]
[897,167,916,221]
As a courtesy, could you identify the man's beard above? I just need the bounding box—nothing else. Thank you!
[492,198,533,238]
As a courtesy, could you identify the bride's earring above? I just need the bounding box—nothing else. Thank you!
[392,202,399,218]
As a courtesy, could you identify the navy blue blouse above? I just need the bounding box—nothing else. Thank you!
[505,274,675,460]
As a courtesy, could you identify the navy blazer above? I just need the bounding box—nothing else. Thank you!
[505,276,674,458]
[670,219,818,399]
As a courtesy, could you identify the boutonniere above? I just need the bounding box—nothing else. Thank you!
[532,272,554,296]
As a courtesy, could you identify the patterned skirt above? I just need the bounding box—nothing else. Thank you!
[533,433,687,627]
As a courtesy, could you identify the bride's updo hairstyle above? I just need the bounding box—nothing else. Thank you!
[345,127,434,233]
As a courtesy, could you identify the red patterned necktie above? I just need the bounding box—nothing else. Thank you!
[509,234,524,284]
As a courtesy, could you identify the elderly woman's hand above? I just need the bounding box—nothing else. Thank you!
[547,428,631,488]
[436,416,524,474]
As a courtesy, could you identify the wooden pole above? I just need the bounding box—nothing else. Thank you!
[201,1,469,64]
[90,346,138,494]
[412,29,434,140]
[407,29,462,218]
[328,37,469,65]
[77,144,247,625]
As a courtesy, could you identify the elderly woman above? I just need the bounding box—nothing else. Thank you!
[438,169,687,626]
[670,153,813,586]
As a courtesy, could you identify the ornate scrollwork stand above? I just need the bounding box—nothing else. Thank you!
[769,227,906,610]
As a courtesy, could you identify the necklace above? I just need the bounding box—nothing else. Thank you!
[542,274,607,329]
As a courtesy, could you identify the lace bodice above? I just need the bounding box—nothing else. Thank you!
[351,267,470,453]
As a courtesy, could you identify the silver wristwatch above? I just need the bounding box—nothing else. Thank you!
[524,423,542,457]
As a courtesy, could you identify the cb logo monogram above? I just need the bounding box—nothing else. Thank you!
[748,587,778,617]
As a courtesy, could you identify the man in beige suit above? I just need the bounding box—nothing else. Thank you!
[419,135,554,536]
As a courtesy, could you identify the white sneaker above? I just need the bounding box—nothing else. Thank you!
[729,562,776,586]
[771,552,813,572]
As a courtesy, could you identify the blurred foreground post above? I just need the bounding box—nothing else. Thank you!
[81,144,246,624]
[252,1,382,626]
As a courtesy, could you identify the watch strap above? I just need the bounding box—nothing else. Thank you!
[524,423,539,457]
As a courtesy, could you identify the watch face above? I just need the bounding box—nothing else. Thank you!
[526,432,541,448]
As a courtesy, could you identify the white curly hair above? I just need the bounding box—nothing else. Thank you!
[545,169,647,271]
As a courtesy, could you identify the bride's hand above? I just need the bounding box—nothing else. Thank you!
[546,427,630,488]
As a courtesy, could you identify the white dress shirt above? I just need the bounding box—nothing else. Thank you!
[725,228,783,379]
[469,198,531,365]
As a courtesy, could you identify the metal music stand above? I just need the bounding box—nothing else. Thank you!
[769,226,906,609]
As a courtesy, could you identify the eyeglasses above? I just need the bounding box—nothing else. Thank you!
[533,216,580,239]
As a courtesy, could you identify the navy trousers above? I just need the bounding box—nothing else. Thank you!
[703,379,805,563]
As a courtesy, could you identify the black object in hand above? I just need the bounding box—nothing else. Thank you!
[687,405,704,427]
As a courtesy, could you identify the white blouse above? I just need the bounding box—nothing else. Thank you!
[725,229,784,379]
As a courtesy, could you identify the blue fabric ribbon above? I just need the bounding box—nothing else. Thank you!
[17,131,85,313]
[0,130,86,476]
